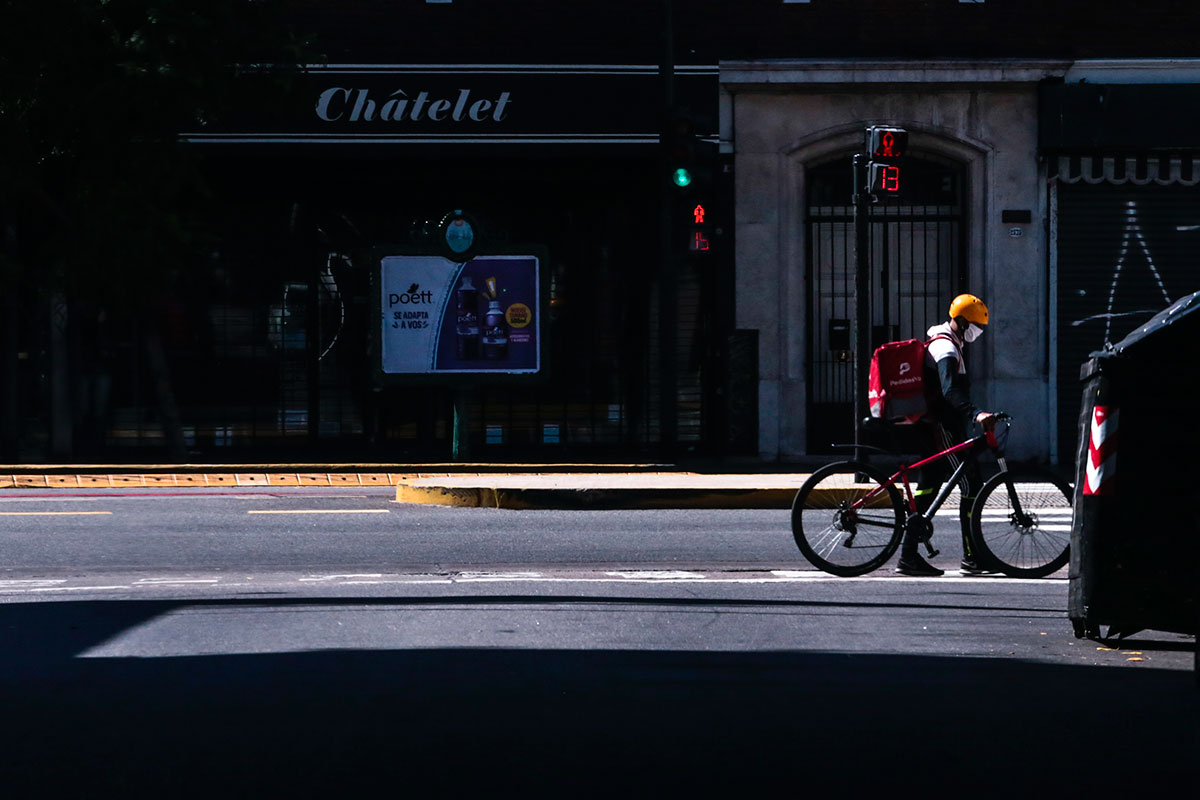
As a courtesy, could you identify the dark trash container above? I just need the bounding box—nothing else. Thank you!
[1070,290,1199,654]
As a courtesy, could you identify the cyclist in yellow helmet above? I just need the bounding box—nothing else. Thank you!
[898,293,998,577]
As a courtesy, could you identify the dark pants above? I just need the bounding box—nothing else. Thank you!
[910,418,982,559]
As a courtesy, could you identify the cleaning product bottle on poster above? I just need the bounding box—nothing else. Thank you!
[455,276,480,359]
[482,298,509,360]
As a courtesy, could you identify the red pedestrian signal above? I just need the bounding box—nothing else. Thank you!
[867,126,908,158]
[864,126,906,201]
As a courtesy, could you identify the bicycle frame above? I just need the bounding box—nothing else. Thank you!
[849,425,1003,521]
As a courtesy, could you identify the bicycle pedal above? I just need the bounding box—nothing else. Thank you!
[923,545,940,559]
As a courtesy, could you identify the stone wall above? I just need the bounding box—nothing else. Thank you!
[722,61,1070,462]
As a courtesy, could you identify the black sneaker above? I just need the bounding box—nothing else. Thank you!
[960,559,997,576]
[895,555,944,577]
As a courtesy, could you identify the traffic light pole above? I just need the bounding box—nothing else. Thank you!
[852,153,870,463]
[852,127,906,462]
[658,0,678,454]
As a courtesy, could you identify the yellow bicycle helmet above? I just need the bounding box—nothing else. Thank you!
[949,293,989,326]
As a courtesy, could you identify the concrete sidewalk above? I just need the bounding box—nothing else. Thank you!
[1,463,817,509]
[394,472,814,509]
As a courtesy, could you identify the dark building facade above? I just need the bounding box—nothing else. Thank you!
[4,1,1199,465]
[165,62,729,461]
[3,2,734,463]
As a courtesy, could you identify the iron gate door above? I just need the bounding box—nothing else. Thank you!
[806,155,966,453]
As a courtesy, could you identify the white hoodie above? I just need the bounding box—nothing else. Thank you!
[926,322,964,375]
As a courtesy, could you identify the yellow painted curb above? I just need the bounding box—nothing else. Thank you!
[3,473,408,489]
[0,463,680,491]
[395,484,501,508]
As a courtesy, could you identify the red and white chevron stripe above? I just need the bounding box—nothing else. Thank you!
[1083,405,1119,496]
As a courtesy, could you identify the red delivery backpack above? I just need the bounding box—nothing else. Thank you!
[867,335,956,424]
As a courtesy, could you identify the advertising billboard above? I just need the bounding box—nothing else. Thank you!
[379,254,541,375]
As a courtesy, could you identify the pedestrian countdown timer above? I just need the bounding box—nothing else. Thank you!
[868,162,901,195]
[865,126,907,201]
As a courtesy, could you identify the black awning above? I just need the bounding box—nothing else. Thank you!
[1048,154,1200,185]
[1040,83,1200,155]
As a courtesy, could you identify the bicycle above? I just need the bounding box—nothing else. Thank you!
[790,413,1073,578]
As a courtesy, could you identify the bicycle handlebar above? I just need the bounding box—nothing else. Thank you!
[983,411,1011,450]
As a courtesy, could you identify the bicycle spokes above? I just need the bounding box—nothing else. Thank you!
[792,462,907,577]
[971,471,1072,578]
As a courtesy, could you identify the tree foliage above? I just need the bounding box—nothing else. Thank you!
[0,0,314,305]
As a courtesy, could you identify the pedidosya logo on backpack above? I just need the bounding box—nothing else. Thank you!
[891,360,920,386]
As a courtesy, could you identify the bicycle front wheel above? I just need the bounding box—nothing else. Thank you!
[970,468,1073,578]
[791,461,906,576]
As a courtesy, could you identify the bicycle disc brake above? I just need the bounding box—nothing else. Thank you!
[1009,511,1037,531]
[833,504,858,547]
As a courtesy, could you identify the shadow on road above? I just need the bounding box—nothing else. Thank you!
[1,599,1195,795]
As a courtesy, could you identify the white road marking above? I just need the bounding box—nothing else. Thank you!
[337,580,450,585]
[27,585,133,592]
[134,578,221,585]
[299,574,385,582]
[455,571,545,581]
[247,509,391,515]
[0,497,116,503]
[0,569,1067,596]
[0,511,113,516]
[769,569,1055,584]
[604,570,707,580]
[979,512,1071,517]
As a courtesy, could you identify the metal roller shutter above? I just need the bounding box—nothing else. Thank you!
[1056,182,1200,463]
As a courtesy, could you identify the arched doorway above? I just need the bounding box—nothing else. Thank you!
[805,154,967,452]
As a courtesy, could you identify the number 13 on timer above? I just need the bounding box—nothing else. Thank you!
[869,163,901,195]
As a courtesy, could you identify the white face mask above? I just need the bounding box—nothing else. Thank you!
[963,323,985,343]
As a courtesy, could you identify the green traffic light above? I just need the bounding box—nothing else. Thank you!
[672,167,693,188]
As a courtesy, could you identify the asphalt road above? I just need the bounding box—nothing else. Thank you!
[0,485,1038,573]
[1,487,1195,794]
[0,486,802,573]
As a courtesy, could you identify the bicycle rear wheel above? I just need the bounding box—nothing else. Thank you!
[791,461,906,576]
[970,468,1073,578]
